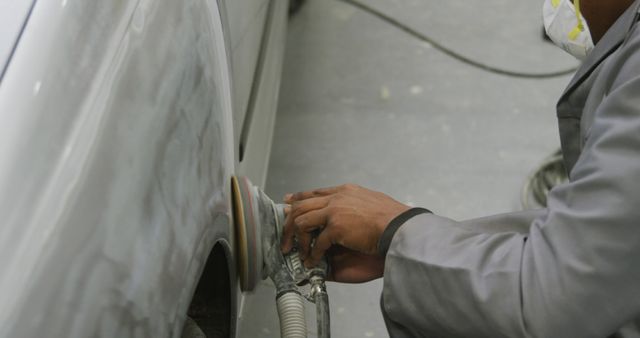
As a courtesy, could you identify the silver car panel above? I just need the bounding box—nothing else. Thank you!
[223,0,272,160]
[0,0,235,336]
[236,0,288,188]
[0,0,37,81]
[230,10,268,150]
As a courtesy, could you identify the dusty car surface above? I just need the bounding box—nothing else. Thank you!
[0,0,288,337]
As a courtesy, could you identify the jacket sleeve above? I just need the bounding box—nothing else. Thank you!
[382,68,640,337]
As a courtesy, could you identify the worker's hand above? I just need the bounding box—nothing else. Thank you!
[280,184,410,268]
[326,246,385,283]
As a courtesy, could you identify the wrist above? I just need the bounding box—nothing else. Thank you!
[376,207,432,257]
[378,204,411,234]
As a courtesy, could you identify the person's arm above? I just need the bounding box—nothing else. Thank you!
[382,70,640,337]
[282,45,640,337]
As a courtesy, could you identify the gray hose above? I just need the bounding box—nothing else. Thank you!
[521,149,568,209]
[276,291,307,338]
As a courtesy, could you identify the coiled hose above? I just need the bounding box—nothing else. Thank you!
[276,291,307,338]
[521,149,568,209]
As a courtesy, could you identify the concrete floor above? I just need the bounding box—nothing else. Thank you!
[239,0,577,337]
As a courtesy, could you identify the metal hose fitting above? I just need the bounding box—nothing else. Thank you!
[310,275,330,338]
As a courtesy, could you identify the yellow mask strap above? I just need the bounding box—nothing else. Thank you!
[568,0,586,40]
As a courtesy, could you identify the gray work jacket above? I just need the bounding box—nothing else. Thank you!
[381,2,640,337]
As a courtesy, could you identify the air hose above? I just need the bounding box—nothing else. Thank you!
[340,0,578,79]
[232,177,331,338]
[521,149,568,209]
[276,292,307,338]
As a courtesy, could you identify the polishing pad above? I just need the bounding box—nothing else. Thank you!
[232,176,263,292]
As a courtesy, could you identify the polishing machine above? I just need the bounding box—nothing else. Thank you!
[231,176,331,338]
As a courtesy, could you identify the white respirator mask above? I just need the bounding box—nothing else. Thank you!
[543,0,594,60]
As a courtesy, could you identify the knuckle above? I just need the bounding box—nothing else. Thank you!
[329,194,342,203]
[329,214,342,227]
[324,205,337,218]
[324,224,338,238]
[294,216,306,226]
[321,196,331,208]
[291,201,308,216]
[344,183,359,190]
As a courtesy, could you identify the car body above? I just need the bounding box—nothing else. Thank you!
[0,0,288,336]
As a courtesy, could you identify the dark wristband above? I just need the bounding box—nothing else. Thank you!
[377,207,432,257]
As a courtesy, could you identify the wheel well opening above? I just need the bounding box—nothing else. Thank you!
[184,243,234,338]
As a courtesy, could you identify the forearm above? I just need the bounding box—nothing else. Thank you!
[382,213,531,338]
[382,202,640,337]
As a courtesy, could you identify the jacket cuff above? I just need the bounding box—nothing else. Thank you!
[377,207,432,257]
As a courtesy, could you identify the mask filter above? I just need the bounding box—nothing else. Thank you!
[543,0,594,60]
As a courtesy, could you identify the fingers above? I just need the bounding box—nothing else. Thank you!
[297,233,312,260]
[295,209,329,259]
[305,227,335,268]
[290,197,330,219]
[281,197,329,253]
[280,207,297,253]
[284,185,347,203]
[295,209,328,231]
